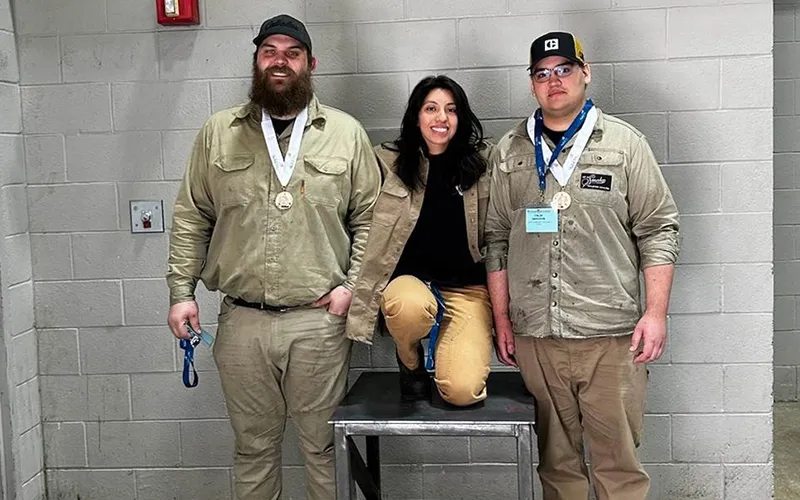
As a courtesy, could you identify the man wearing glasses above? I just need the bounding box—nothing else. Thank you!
[485,32,680,499]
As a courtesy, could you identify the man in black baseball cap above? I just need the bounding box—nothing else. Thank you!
[527,31,586,71]
[253,13,312,55]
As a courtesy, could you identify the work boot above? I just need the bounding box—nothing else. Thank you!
[397,343,430,401]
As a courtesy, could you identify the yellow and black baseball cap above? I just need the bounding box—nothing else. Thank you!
[528,31,586,70]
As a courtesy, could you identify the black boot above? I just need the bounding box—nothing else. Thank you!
[397,344,430,402]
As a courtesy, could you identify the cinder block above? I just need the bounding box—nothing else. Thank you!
[61,34,157,83]
[409,69,510,119]
[369,465,423,500]
[88,374,131,420]
[669,313,772,364]
[721,162,771,212]
[11,328,37,384]
[180,420,234,466]
[209,78,249,113]
[640,414,670,463]
[13,377,41,434]
[34,280,123,328]
[136,469,232,500]
[107,0,155,31]
[369,330,401,368]
[721,56,772,109]
[350,340,371,368]
[40,375,87,421]
[0,31,19,82]
[587,64,614,111]
[669,5,771,58]
[162,130,197,180]
[774,116,800,153]
[458,15,558,68]
[11,0,105,35]
[20,472,45,500]
[679,214,772,264]
[774,80,794,116]
[775,190,800,225]
[159,30,250,80]
[366,127,400,145]
[30,234,72,281]
[357,21,456,72]
[614,60,719,113]
[722,264,773,313]
[408,0,506,18]
[16,36,59,85]
[774,7,796,42]
[281,466,308,499]
[308,23,357,75]
[0,1,10,31]
[281,419,305,466]
[469,437,517,463]
[774,226,796,263]
[774,331,800,365]
[80,326,174,374]
[5,281,34,336]
[422,465,516,499]
[775,262,800,297]
[669,265,721,314]
[306,0,400,22]
[0,83,21,133]
[124,278,220,327]
[774,42,800,79]
[38,329,80,375]
[21,84,111,134]
[669,110,772,162]
[112,82,210,131]
[46,470,136,500]
[0,134,23,186]
[796,80,800,115]
[646,464,723,500]
[725,465,773,500]
[724,364,772,412]
[16,425,43,484]
[646,365,723,413]
[313,73,409,129]
[117,181,180,230]
[660,164,719,215]
[1,185,28,236]
[2,233,32,286]
[381,436,469,465]
[672,415,771,463]
[130,372,227,419]
[773,365,797,401]
[66,132,162,182]
[25,135,65,184]
[509,69,534,118]
[86,421,180,467]
[563,10,666,62]
[43,422,87,468]
[72,232,168,279]
[775,295,796,330]
[615,113,667,164]
[205,0,303,27]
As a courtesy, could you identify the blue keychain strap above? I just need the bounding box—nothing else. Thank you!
[534,99,594,192]
[425,284,446,371]
[179,338,199,388]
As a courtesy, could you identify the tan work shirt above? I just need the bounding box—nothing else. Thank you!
[485,108,680,338]
[167,96,381,307]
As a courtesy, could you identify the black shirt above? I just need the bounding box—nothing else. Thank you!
[271,117,294,136]
[543,124,565,145]
[392,151,487,287]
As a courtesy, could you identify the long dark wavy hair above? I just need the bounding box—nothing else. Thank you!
[388,75,487,191]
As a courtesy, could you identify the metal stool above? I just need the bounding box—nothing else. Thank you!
[331,371,536,500]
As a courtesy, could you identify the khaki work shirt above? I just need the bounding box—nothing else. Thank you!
[346,144,492,344]
[167,96,381,307]
[485,108,680,338]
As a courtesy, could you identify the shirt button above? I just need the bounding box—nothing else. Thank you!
[552,272,558,278]
[551,301,557,307]
[553,240,559,247]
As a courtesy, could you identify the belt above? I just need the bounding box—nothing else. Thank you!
[232,298,294,312]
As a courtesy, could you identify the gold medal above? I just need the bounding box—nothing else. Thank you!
[275,190,293,210]
[552,191,572,210]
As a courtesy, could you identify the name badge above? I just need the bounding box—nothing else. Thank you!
[526,208,558,233]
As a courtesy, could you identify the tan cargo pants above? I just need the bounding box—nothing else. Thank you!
[213,296,351,500]
[380,275,493,406]
[515,335,649,500]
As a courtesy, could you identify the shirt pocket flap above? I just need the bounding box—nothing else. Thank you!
[381,180,409,198]
[499,155,535,173]
[579,151,624,167]
[213,154,254,172]
[305,156,348,175]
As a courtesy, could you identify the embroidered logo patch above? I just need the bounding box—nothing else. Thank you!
[544,39,559,51]
[580,173,612,191]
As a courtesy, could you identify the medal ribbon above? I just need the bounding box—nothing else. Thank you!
[261,107,309,189]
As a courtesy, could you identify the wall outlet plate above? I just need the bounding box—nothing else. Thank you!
[130,200,165,233]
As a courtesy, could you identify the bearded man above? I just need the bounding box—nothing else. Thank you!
[166,14,381,500]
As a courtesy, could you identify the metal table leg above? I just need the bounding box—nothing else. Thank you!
[366,435,381,490]
[334,424,356,500]
[516,424,534,500]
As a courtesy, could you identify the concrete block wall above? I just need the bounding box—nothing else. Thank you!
[8,0,774,498]
[0,0,45,498]
[774,1,800,402]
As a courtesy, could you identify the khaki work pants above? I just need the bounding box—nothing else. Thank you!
[380,275,493,406]
[515,335,649,500]
[213,296,351,500]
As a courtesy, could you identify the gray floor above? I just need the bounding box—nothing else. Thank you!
[775,402,800,499]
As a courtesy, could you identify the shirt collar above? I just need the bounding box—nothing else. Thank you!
[231,94,326,128]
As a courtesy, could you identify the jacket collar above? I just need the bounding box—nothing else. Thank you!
[231,94,327,129]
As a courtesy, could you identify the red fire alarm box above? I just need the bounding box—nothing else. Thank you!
[157,0,200,25]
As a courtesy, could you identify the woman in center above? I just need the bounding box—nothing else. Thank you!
[347,75,494,406]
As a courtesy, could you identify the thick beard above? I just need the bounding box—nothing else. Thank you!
[249,63,313,118]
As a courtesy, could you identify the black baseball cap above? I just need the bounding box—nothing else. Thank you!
[253,14,312,55]
[528,31,586,70]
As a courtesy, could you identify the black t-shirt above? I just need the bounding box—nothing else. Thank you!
[543,124,565,145]
[392,151,487,287]
[271,117,294,136]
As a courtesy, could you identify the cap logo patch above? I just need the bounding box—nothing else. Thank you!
[544,39,559,50]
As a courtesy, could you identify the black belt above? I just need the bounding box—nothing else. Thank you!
[232,298,293,312]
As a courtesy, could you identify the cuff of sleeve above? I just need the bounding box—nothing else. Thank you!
[170,287,197,306]
[342,279,355,291]
[485,256,507,273]
[640,249,679,269]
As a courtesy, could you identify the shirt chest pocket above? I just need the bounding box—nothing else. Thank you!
[303,156,348,207]
[212,154,255,206]
[372,180,409,228]
[571,151,627,208]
